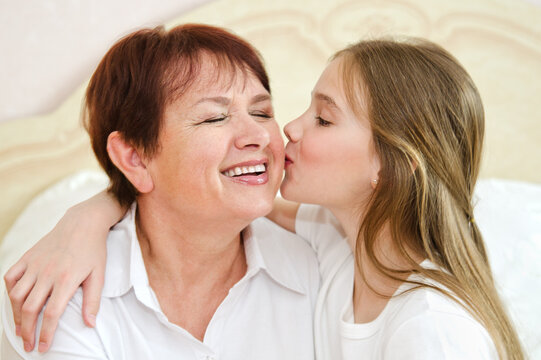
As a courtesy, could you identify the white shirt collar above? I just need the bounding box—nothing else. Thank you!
[242,221,307,295]
[101,203,306,301]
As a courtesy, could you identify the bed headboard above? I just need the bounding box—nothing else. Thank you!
[1,0,540,242]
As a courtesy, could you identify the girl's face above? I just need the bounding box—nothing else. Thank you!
[281,57,380,211]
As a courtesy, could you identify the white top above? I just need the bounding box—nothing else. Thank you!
[296,204,498,360]
[2,205,320,360]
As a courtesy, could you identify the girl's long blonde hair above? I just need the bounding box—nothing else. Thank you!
[335,38,523,359]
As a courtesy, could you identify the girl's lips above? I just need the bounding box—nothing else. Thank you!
[284,154,293,168]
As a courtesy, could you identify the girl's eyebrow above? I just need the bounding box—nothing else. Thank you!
[313,92,342,113]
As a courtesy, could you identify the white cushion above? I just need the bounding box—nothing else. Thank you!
[473,179,541,357]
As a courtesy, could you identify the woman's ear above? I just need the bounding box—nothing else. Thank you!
[107,131,154,194]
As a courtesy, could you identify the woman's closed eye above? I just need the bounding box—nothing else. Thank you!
[202,113,229,124]
[251,111,273,120]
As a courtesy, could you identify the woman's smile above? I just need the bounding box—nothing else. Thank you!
[221,160,269,185]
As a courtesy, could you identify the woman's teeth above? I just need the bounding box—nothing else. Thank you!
[222,164,266,177]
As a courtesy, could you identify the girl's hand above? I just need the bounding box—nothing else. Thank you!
[3,190,125,353]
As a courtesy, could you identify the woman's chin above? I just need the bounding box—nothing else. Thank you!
[234,199,274,221]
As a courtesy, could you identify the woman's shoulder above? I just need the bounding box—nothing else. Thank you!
[249,217,320,292]
[296,204,344,237]
[295,204,348,253]
[250,216,318,257]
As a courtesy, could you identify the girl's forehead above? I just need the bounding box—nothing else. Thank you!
[313,59,349,107]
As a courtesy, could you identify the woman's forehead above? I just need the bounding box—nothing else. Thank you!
[168,71,269,114]
[167,54,264,103]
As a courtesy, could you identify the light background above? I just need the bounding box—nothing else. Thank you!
[1,0,540,244]
[0,0,540,357]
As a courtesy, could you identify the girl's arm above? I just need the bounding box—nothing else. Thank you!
[3,190,126,353]
[266,197,300,234]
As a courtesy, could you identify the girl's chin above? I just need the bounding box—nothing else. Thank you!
[279,184,302,203]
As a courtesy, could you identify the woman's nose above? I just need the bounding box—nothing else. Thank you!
[235,115,271,150]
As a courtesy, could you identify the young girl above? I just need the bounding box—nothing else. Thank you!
[5,37,524,359]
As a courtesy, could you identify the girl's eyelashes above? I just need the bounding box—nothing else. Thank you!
[316,115,332,127]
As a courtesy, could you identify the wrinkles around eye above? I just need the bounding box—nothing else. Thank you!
[200,113,230,124]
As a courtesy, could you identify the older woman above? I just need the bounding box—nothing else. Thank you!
[1,24,319,359]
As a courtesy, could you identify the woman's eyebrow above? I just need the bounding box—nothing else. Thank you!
[193,94,271,107]
[250,93,272,105]
[195,96,231,106]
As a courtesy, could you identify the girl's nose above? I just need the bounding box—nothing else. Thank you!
[283,116,303,142]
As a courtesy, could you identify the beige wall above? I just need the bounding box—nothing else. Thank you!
[0,0,211,123]
[1,0,540,242]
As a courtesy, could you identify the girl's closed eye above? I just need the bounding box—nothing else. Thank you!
[316,115,332,127]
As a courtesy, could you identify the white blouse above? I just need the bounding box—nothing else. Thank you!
[2,205,320,360]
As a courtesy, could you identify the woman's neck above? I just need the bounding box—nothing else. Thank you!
[135,201,248,287]
[134,199,248,340]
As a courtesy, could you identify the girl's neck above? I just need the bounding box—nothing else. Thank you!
[328,205,422,324]
[351,231,406,323]
[327,205,364,250]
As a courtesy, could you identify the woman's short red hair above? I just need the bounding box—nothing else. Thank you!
[84,24,270,206]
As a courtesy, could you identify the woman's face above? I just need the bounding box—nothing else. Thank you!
[145,56,284,225]
[281,57,380,210]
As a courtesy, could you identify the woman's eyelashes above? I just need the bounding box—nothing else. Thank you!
[199,110,272,125]
[201,113,229,124]
[250,111,273,120]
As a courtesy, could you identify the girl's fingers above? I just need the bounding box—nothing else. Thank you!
[82,269,105,328]
[6,270,37,337]
[18,276,54,352]
[37,275,82,353]
[4,261,28,292]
